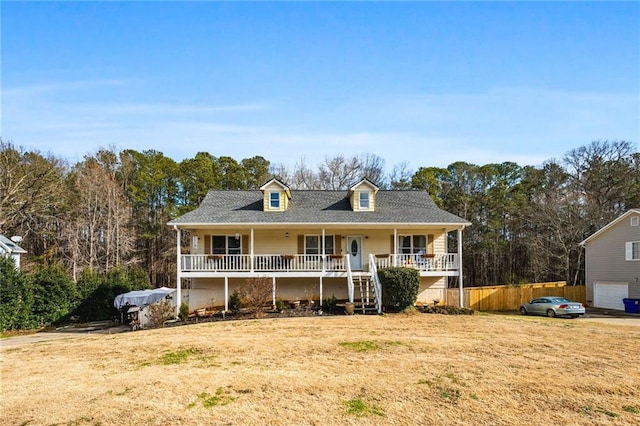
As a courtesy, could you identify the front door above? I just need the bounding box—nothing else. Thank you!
[347,236,363,270]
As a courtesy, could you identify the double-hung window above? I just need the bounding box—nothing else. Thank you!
[305,235,335,255]
[626,241,640,261]
[399,235,427,254]
[359,191,370,209]
[269,191,280,209]
[211,235,241,255]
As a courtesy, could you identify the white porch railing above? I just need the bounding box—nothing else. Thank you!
[373,253,459,272]
[368,254,383,314]
[181,254,252,272]
[180,253,459,274]
[180,254,348,272]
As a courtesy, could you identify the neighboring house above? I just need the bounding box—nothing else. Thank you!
[580,209,640,310]
[0,234,27,270]
[168,178,471,315]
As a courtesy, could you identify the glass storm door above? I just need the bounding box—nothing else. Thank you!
[347,236,363,270]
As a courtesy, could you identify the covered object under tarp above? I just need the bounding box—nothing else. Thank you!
[114,287,176,328]
[114,287,176,310]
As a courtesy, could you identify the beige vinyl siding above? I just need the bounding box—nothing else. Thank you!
[585,213,640,300]
[261,182,288,211]
[351,190,375,212]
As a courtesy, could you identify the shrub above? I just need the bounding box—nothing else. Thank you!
[0,256,35,330]
[229,290,243,313]
[377,267,419,313]
[275,297,285,312]
[323,294,338,313]
[238,276,272,317]
[146,301,175,327]
[31,264,78,326]
[179,303,189,321]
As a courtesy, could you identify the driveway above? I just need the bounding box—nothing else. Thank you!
[0,323,130,348]
[580,307,640,326]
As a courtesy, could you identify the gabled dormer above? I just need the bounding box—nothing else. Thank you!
[259,178,292,212]
[349,178,379,212]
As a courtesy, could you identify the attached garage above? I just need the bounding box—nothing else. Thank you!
[593,282,629,310]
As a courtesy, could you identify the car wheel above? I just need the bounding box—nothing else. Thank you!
[519,307,527,315]
[546,309,556,318]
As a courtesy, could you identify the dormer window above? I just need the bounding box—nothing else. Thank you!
[359,191,370,209]
[270,191,280,209]
[349,178,379,211]
[260,178,291,212]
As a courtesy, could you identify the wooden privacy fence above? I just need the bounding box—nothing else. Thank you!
[444,282,587,311]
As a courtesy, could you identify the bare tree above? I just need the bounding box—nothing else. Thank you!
[0,140,68,262]
[359,153,386,187]
[291,157,320,189]
[61,157,136,279]
[389,161,413,189]
[317,155,362,189]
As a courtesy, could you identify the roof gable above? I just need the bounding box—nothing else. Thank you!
[580,209,640,246]
[349,178,380,192]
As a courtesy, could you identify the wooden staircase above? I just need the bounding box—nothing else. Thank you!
[354,274,379,314]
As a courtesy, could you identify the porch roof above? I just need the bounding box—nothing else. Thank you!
[168,190,470,228]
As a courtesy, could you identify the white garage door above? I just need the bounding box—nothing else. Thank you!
[594,282,629,310]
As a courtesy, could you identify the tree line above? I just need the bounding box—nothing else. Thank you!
[1,139,638,293]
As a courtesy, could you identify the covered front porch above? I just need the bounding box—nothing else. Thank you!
[173,226,466,315]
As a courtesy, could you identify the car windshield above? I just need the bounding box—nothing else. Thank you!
[550,297,571,303]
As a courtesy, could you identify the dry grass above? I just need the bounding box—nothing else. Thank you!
[1,313,639,425]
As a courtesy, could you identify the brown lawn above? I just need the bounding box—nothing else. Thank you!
[1,313,639,425]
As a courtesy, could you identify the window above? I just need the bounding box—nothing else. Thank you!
[626,241,640,261]
[359,191,370,209]
[269,191,280,209]
[211,235,241,255]
[631,216,639,227]
[399,235,427,254]
[304,235,335,255]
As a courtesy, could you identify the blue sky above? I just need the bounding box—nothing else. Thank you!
[2,1,638,172]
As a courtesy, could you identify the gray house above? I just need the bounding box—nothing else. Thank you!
[0,234,27,270]
[168,178,470,314]
[580,209,640,310]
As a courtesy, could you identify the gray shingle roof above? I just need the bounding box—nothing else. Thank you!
[168,190,470,226]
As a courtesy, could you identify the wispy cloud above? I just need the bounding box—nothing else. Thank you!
[2,80,637,171]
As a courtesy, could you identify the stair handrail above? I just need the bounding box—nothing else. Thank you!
[346,254,354,303]
[368,254,383,313]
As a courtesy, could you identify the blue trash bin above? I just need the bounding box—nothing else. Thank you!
[622,298,640,314]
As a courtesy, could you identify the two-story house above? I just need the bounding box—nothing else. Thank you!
[168,178,470,314]
[580,209,640,310]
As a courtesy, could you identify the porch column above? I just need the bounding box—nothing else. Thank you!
[250,228,255,272]
[322,228,326,272]
[272,276,276,308]
[393,228,398,267]
[319,276,323,307]
[224,276,229,312]
[174,225,182,318]
[458,227,464,308]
